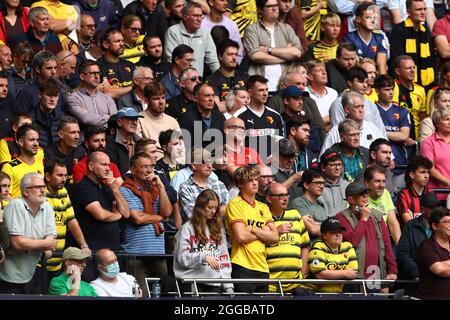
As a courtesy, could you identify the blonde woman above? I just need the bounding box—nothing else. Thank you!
[420,88,450,143]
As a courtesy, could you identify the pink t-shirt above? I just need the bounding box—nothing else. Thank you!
[420,132,450,199]
[432,15,450,40]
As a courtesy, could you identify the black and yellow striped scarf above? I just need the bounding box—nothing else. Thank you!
[402,18,437,90]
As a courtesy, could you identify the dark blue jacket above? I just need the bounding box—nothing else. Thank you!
[75,0,119,31]
[122,1,168,41]
[15,82,66,115]
[397,217,430,279]
[32,106,65,148]
[0,93,15,139]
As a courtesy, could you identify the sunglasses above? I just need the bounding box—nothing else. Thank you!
[186,76,202,82]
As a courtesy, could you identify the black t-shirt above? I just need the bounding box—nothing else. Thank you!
[45,144,86,187]
[70,176,120,250]
[97,57,135,87]
[156,158,185,182]
[166,94,196,121]
[205,69,248,101]
[136,56,170,81]
[235,106,285,160]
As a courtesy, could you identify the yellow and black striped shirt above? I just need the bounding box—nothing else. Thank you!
[120,35,145,64]
[229,0,259,37]
[299,0,327,41]
[45,187,76,272]
[304,41,338,62]
[308,240,358,293]
[266,209,311,292]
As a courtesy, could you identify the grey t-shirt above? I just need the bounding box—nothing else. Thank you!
[290,195,328,223]
[0,198,56,283]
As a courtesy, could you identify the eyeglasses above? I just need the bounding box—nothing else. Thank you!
[269,193,290,198]
[82,71,101,77]
[125,27,142,33]
[310,180,325,186]
[439,220,450,225]
[264,4,279,9]
[81,24,97,29]
[26,185,46,191]
[226,125,245,130]
[190,14,204,19]
[182,57,196,64]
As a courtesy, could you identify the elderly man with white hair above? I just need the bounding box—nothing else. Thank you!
[320,91,387,155]
[0,173,57,294]
[117,66,154,112]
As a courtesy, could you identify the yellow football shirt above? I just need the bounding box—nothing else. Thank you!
[225,195,273,273]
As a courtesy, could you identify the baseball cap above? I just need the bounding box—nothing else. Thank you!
[420,192,440,209]
[320,149,342,165]
[320,217,346,233]
[62,247,91,261]
[282,86,308,99]
[345,180,368,198]
[277,138,298,156]
[116,107,144,119]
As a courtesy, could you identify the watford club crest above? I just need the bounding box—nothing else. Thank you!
[266,116,273,125]
[124,67,132,73]
[370,46,377,53]
[393,113,400,120]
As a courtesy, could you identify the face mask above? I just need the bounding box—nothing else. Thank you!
[102,261,120,278]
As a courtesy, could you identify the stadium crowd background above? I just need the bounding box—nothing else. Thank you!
[0,0,449,300]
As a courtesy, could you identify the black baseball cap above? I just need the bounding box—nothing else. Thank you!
[320,217,346,233]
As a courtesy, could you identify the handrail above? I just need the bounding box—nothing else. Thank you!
[179,278,419,298]
[427,188,450,194]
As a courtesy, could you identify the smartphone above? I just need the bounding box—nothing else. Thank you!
[354,205,361,213]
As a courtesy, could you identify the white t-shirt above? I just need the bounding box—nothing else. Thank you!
[264,26,282,92]
[305,86,338,118]
[90,273,136,297]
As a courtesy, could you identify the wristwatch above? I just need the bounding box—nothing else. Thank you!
[268,47,273,55]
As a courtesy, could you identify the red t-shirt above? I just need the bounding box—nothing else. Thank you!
[226,147,262,167]
[72,155,121,183]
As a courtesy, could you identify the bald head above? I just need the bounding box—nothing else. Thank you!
[87,151,111,180]
[88,150,109,164]
[224,117,245,128]
[95,248,116,265]
[269,182,288,195]
[267,182,290,210]
[56,50,76,79]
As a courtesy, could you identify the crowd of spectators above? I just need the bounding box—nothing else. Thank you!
[0,0,449,300]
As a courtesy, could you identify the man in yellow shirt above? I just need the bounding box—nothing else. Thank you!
[2,124,43,198]
[0,114,44,170]
[225,166,278,293]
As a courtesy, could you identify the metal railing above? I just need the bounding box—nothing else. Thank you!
[142,277,419,299]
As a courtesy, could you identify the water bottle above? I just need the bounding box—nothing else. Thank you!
[152,282,161,298]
